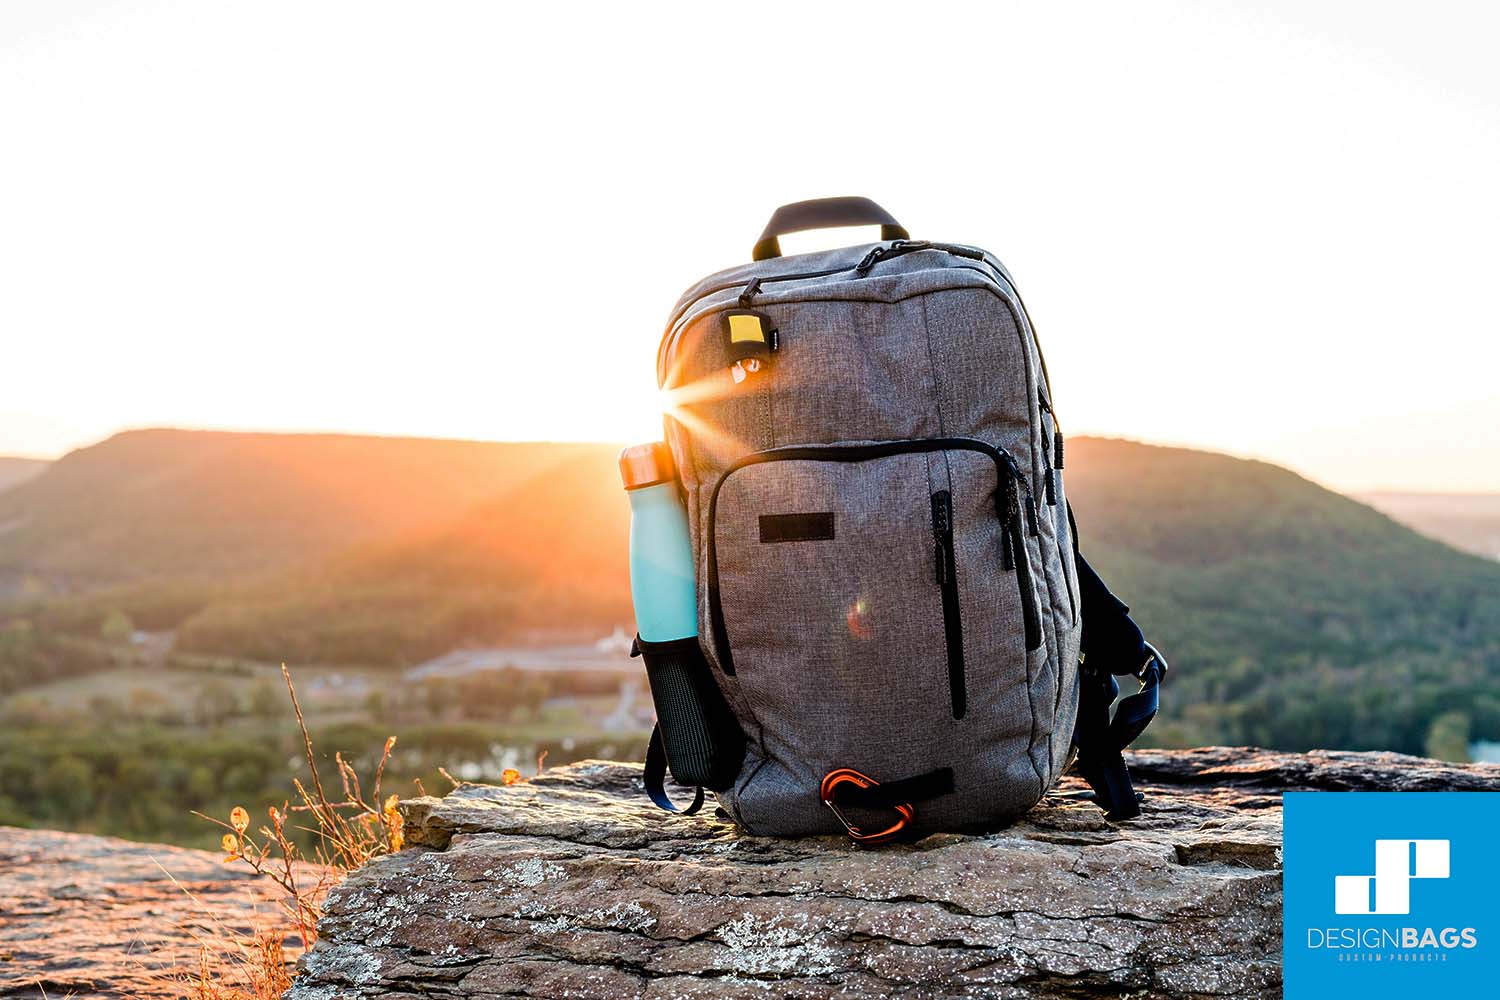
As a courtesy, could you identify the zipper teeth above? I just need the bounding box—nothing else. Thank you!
[663,265,848,336]
[705,437,1030,676]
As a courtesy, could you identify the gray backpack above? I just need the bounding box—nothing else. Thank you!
[638,198,1165,840]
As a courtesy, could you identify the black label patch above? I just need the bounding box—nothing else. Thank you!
[758,512,836,544]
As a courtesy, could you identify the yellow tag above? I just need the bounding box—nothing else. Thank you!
[727,313,766,344]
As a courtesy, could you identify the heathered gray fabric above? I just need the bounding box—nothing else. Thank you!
[659,240,1081,836]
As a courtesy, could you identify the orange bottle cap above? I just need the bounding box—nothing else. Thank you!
[619,441,677,490]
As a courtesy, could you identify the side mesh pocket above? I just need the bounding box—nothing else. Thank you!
[635,635,745,791]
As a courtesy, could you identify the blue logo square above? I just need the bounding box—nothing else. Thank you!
[1284,792,1500,997]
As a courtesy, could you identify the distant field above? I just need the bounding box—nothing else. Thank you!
[4,651,650,739]
[0,650,652,848]
[1359,492,1500,561]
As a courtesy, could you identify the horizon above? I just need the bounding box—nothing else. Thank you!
[4,2,1498,493]
[5,422,1498,498]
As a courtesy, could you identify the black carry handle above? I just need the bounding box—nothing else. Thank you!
[752,197,909,261]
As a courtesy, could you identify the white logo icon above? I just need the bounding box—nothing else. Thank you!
[1335,840,1449,915]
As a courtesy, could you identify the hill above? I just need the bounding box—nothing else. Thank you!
[172,446,628,666]
[5,432,1497,760]
[1065,438,1500,754]
[166,436,1500,757]
[1357,491,1500,561]
[0,429,610,597]
[0,456,48,494]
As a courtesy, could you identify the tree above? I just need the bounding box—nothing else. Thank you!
[1424,711,1472,763]
[100,609,134,644]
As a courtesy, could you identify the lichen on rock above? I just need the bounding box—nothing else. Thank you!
[286,748,1500,999]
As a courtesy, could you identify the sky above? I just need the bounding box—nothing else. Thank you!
[2,1,1497,492]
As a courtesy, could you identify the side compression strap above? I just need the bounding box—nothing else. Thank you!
[1072,647,1166,820]
[643,723,705,815]
[1068,502,1166,820]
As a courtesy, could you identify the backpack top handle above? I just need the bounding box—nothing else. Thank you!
[752,197,909,261]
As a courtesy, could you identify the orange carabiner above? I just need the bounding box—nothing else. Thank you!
[820,767,915,846]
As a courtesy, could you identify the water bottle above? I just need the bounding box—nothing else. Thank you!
[619,441,698,642]
[619,441,743,796]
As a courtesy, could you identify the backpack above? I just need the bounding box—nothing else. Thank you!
[637,197,1166,840]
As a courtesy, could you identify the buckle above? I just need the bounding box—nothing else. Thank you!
[819,767,915,845]
[1133,641,1169,681]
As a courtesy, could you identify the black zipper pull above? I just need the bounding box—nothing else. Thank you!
[1025,496,1040,537]
[855,243,895,275]
[1000,475,1020,572]
[930,491,952,584]
[737,277,763,308]
[1054,431,1064,470]
[1038,423,1059,507]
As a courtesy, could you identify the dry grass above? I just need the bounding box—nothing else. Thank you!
[158,662,546,998]
[146,921,293,1000]
[169,664,412,999]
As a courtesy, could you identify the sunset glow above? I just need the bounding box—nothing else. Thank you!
[2,3,1497,491]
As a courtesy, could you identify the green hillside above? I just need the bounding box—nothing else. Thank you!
[1065,438,1500,755]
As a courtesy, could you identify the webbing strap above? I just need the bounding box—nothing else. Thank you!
[1073,750,1141,821]
[829,767,954,809]
[643,723,705,815]
[1073,646,1166,821]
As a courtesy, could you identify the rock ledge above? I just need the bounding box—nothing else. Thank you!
[289,748,1500,999]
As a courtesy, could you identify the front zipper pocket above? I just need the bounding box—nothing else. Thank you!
[930,489,966,718]
[703,437,1046,809]
[706,438,1043,680]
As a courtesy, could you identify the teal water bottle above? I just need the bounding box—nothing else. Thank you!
[620,441,743,808]
[620,441,698,642]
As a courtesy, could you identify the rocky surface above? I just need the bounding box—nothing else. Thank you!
[285,747,1500,1000]
[0,825,311,999]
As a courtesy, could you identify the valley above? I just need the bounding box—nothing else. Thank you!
[2,429,1496,847]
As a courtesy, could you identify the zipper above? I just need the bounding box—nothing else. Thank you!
[666,265,849,336]
[930,489,966,719]
[1038,393,1059,506]
[855,240,985,275]
[1037,391,1076,624]
[705,437,1042,675]
[659,244,989,380]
